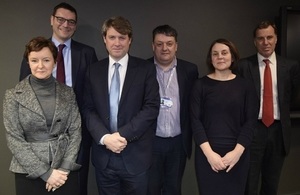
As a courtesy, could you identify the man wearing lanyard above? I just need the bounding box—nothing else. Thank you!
[148,25,198,195]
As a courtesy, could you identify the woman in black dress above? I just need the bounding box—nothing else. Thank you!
[190,38,258,195]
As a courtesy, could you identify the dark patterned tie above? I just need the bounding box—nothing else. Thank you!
[109,63,121,132]
[262,59,274,127]
[56,44,66,83]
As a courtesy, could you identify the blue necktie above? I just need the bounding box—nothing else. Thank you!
[109,63,121,132]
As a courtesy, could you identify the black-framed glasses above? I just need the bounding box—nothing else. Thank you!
[53,16,77,26]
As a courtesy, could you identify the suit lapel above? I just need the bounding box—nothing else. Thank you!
[71,40,80,88]
[176,63,184,104]
[276,55,286,104]
[119,57,138,106]
[249,55,261,98]
[100,60,110,106]
[92,59,110,115]
[14,78,44,117]
[53,82,70,118]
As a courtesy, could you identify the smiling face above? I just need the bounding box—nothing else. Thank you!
[103,27,131,61]
[254,25,277,58]
[152,34,177,67]
[51,8,77,43]
[28,47,56,80]
[211,43,232,71]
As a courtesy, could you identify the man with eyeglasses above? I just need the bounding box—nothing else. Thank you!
[19,2,98,195]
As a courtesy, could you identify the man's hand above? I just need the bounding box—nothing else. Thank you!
[103,132,127,153]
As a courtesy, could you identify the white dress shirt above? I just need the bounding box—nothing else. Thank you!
[258,52,280,120]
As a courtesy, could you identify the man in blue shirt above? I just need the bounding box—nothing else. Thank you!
[147,25,198,195]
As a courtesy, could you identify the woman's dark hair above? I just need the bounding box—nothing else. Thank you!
[24,36,58,62]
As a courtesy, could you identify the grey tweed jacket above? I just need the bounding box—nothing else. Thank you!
[3,76,81,179]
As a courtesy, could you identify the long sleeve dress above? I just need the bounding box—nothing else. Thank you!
[190,75,258,195]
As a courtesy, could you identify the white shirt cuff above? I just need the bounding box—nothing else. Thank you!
[99,134,109,145]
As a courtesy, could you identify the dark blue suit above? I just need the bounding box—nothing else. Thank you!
[83,55,160,194]
[237,54,300,195]
[19,39,98,195]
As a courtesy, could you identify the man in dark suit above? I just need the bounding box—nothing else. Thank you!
[19,3,98,195]
[147,25,198,195]
[83,16,160,195]
[237,20,300,195]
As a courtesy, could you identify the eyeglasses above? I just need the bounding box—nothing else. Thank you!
[53,16,77,26]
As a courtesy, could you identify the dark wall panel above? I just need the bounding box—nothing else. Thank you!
[1,0,300,194]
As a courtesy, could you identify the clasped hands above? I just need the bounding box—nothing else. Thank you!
[206,148,244,173]
[46,169,68,192]
[103,132,127,153]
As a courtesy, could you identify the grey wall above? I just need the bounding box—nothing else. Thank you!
[1,0,300,194]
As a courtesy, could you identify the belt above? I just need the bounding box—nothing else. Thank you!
[25,132,59,142]
[258,119,280,122]
[156,134,182,139]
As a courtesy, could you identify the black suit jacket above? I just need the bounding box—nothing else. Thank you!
[148,57,198,158]
[237,54,300,154]
[83,55,160,174]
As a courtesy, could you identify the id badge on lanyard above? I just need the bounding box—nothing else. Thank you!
[158,67,175,109]
[160,96,173,108]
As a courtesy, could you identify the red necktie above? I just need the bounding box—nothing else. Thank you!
[56,44,66,83]
[262,59,274,127]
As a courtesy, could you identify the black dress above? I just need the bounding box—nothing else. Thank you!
[190,76,258,195]
[15,172,80,195]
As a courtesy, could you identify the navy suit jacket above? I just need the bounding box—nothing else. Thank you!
[148,57,198,158]
[237,54,300,154]
[83,55,160,174]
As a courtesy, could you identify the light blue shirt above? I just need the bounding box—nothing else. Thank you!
[155,57,181,137]
[52,37,73,87]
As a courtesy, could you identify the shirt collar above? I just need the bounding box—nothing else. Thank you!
[257,52,276,65]
[109,53,129,68]
[51,37,71,48]
[154,57,177,72]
